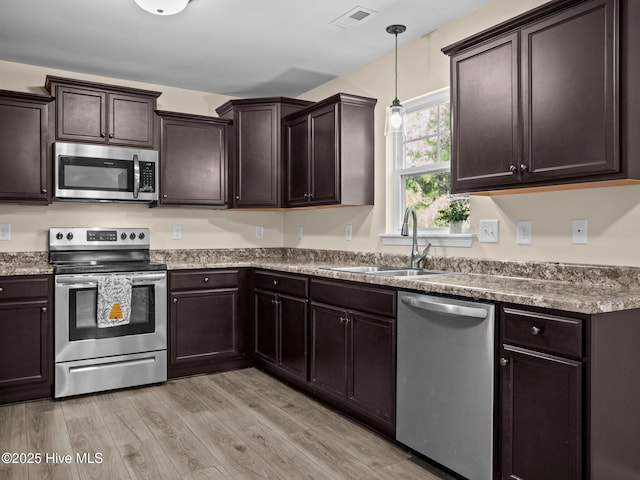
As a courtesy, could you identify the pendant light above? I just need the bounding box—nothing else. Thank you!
[134,0,189,16]
[385,24,407,136]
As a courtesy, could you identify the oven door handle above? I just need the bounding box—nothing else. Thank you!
[56,273,166,286]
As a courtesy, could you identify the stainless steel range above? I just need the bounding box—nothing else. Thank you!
[49,227,167,398]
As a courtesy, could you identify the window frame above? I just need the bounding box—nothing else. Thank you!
[381,87,473,248]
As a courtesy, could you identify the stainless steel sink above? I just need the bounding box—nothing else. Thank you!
[327,266,447,276]
[327,265,406,273]
[372,268,446,277]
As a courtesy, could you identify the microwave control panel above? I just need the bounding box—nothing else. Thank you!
[140,161,156,193]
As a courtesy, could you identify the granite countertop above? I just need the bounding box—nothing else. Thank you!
[3,248,640,314]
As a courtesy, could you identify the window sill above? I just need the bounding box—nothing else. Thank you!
[379,232,474,248]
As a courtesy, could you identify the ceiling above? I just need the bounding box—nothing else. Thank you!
[0,0,490,98]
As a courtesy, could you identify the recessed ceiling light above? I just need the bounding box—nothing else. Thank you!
[134,0,189,16]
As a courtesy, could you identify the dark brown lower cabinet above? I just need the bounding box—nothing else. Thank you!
[0,275,52,404]
[500,345,582,480]
[168,269,251,378]
[310,279,396,436]
[499,304,640,480]
[253,271,309,385]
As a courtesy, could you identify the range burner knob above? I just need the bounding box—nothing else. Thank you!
[121,232,127,240]
[130,232,136,240]
[55,232,63,240]
[138,232,145,240]
[66,232,74,241]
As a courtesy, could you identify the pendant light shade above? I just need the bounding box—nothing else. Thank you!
[134,0,189,16]
[385,24,406,136]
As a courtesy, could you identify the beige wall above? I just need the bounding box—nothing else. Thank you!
[3,0,640,267]
[287,0,640,267]
[0,60,285,252]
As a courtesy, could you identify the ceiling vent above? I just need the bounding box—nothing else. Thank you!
[330,6,378,29]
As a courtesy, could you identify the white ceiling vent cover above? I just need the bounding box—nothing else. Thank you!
[330,6,378,29]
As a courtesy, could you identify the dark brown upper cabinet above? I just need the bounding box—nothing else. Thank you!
[443,0,640,194]
[0,90,53,204]
[283,93,376,207]
[156,110,230,207]
[45,75,161,149]
[216,97,313,208]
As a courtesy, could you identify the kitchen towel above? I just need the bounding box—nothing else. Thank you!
[97,275,132,328]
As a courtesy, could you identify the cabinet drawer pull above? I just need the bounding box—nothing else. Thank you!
[531,326,542,336]
[273,280,279,286]
[500,357,509,367]
[0,287,3,293]
[203,277,209,282]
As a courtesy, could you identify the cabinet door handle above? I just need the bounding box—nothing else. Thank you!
[162,194,168,198]
[520,164,529,173]
[531,326,542,336]
[308,193,314,199]
[42,188,47,193]
[100,132,106,138]
[500,357,509,367]
[236,195,240,200]
[108,133,114,139]
[509,164,518,174]
[41,306,47,312]
[173,298,178,303]
[303,193,309,198]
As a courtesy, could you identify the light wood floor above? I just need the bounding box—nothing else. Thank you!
[0,368,456,480]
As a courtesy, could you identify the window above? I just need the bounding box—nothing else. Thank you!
[393,88,457,232]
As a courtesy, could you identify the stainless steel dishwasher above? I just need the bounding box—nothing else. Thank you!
[396,291,495,480]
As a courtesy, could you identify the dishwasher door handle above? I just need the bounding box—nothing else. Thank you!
[401,294,488,319]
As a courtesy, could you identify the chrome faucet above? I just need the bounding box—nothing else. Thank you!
[401,207,431,269]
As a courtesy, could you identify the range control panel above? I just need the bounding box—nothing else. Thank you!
[49,227,150,250]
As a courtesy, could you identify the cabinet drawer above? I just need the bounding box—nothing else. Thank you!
[255,271,308,297]
[311,279,396,317]
[0,276,50,301]
[170,270,238,291]
[502,307,583,358]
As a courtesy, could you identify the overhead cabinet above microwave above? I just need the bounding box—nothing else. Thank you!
[45,76,161,149]
[443,0,640,194]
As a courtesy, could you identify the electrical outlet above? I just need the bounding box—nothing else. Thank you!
[256,226,264,239]
[0,224,10,241]
[572,219,587,244]
[297,226,303,240]
[516,221,532,245]
[172,225,182,240]
[345,224,352,241]
[479,220,499,243]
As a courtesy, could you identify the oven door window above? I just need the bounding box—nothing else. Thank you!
[69,284,155,340]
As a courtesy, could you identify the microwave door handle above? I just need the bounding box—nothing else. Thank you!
[133,154,140,199]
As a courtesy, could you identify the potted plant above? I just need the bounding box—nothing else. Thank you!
[435,198,470,234]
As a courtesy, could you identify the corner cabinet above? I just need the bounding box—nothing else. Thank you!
[0,90,53,204]
[498,303,640,480]
[45,75,160,148]
[283,93,376,207]
[0,275,52,404]
[157,111,230,207]
[216,97,313,208]
[168,269,251,378]
[443,0,640,194]
[309,278,396,436]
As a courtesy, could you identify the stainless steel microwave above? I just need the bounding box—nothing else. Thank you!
[54,142,159,203]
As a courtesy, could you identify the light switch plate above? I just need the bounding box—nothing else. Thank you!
[516,221,532,245]
[479,220,499,243]
[0,224,10,241]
